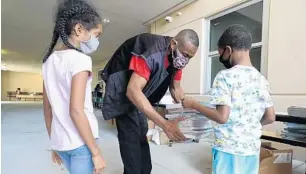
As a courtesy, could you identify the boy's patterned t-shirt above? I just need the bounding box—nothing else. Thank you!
[210,65,273,156]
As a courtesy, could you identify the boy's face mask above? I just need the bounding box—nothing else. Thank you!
[80,31,100,54]
[219,48,233,69]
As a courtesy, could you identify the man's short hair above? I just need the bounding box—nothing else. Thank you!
[175,29,199,47]
[217,24,252,50]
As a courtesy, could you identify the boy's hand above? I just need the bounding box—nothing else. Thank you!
[182,97,196,109]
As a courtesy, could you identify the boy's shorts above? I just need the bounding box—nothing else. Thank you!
[212,148,259,174]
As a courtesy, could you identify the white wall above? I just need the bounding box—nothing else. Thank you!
[151,0,306,112]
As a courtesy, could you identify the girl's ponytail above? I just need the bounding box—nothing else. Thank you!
[43,30,59,63]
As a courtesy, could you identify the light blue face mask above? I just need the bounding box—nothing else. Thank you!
[80,34,99,54]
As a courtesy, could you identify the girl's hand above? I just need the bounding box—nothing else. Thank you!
[51,150,62,165]
[182,97,196,109]
[92,153,106,174]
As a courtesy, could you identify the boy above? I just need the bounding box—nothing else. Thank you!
[182,24,275,174]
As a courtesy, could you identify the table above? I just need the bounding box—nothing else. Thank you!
[261,113,306,174]
[261,114,306,148]
[16,94,43,101]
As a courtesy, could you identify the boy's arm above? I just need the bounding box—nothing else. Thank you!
[260,84,275,125]
[191,102,230,124]
[183,71,231,124]
[261,106,275,125]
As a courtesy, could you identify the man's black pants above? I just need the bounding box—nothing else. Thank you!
[116,110,152,174]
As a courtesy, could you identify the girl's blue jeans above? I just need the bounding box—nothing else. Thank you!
[56,145,94,174]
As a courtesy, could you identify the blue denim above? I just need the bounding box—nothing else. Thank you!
[56,145,94,174]
[212,148,259,174]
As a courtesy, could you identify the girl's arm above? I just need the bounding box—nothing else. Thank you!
[70,71,101,156]
[43,83,52,138]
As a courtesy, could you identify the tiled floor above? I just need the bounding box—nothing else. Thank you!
[1,102,305,174]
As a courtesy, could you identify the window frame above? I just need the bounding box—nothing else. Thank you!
[203,0,270,94]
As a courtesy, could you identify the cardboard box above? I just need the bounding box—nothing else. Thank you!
[159,131,170,145]
[147,119,155,141]
[106,118,116,126]
[260,142,293,174]
[150,130,169,145]
[149,128,170,145]
[155,106,166,118]
[148,119,155,129]
[147,135,153,141]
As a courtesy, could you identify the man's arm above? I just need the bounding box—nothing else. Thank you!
[169,80,185,103]
[43,83,52,138]
[126,73,168,128]
[126,73,185,141]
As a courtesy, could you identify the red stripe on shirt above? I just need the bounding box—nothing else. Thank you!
[129,55,182,81]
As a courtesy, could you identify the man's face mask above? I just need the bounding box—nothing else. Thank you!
[172,40,189,69]
[80,31,100,54]
[219,48,233,69]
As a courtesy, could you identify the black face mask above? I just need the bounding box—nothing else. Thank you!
[219,48,233,69]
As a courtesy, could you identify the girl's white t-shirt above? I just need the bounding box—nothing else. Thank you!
[42,49,99,151]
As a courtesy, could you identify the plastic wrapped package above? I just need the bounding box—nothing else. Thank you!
[165,107,213,140]
[150,102,214,145]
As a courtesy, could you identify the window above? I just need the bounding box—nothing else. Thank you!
[206,0,263,87]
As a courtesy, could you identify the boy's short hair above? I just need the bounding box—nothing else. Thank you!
[217,24,252,50]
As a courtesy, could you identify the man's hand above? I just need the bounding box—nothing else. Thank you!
[162,117,186,142]
[170,86,185,103]
[51,150,62,165]
[182,97,197,109]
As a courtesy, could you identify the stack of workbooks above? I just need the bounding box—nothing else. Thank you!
[281,106,306,141]
[282,123,306,140]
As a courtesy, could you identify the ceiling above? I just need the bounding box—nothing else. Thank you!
[1,0,187,73]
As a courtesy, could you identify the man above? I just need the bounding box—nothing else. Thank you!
[101,30,199,174]
[182,24,275,174]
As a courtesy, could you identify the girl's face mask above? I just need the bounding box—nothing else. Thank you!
[172,40,189,69]
[80,31,99,54]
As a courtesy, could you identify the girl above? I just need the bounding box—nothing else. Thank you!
[42,0,105,173]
